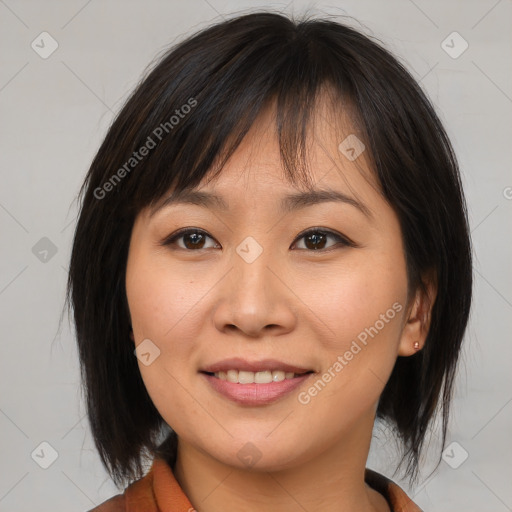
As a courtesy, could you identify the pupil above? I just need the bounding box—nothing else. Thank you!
[186,233,204,249]
[307,233,325,250]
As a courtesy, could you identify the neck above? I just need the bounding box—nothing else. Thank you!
[173,410,389,512]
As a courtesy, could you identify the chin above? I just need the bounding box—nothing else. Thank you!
[200,435,312,473]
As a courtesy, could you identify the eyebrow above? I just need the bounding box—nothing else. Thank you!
[150,187,373,219]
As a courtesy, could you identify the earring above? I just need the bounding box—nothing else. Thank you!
[413,341,420,350]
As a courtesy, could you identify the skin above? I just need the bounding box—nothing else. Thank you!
[125,95,436,512]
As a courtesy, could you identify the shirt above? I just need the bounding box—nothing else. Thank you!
[88,456,422,512]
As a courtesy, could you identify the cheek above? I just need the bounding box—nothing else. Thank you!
[306,253,407,347]
[126,251,207,342]
[126,254,209,430]
[300,248,408,406]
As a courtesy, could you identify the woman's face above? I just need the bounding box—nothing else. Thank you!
[125,102,423,472]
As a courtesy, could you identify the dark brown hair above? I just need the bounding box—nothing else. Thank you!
[66,11,472,488]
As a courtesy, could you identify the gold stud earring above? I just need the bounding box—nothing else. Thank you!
[413,341,420,350]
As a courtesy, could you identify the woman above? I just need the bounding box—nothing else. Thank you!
[67,11,472,511]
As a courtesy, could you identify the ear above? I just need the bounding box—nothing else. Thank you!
[398,269,437,356]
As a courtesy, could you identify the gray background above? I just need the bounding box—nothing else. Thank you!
[1,0,511,510]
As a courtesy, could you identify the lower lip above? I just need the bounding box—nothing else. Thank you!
[201,372,312,406]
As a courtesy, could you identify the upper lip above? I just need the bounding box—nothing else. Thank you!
[201,357,313,374]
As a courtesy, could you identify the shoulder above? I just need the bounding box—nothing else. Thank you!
[84,463,157,512]
[86,494,126,512]
[365,468,423,512]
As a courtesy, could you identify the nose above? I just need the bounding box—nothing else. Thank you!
[212,245,297,338]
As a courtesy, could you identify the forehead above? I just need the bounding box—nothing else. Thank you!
[146,90,383,223]
[190,95,379,206]
[139,94,404,244]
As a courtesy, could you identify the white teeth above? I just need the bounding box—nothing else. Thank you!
[254,371,271,383]
[272,370,285,382]
[213,369,305,383]
[239,370,255,384]
[226,370,238,383]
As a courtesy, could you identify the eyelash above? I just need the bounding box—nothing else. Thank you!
[161,227,355,252]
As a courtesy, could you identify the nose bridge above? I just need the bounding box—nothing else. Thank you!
[232,233,275,304]
[211,231,296,336]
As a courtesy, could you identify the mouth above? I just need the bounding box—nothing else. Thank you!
[200,358,315,406]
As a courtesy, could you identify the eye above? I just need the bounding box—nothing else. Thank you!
[161,227,354,252]
[161,228,219,250]
[291,228,354,252]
